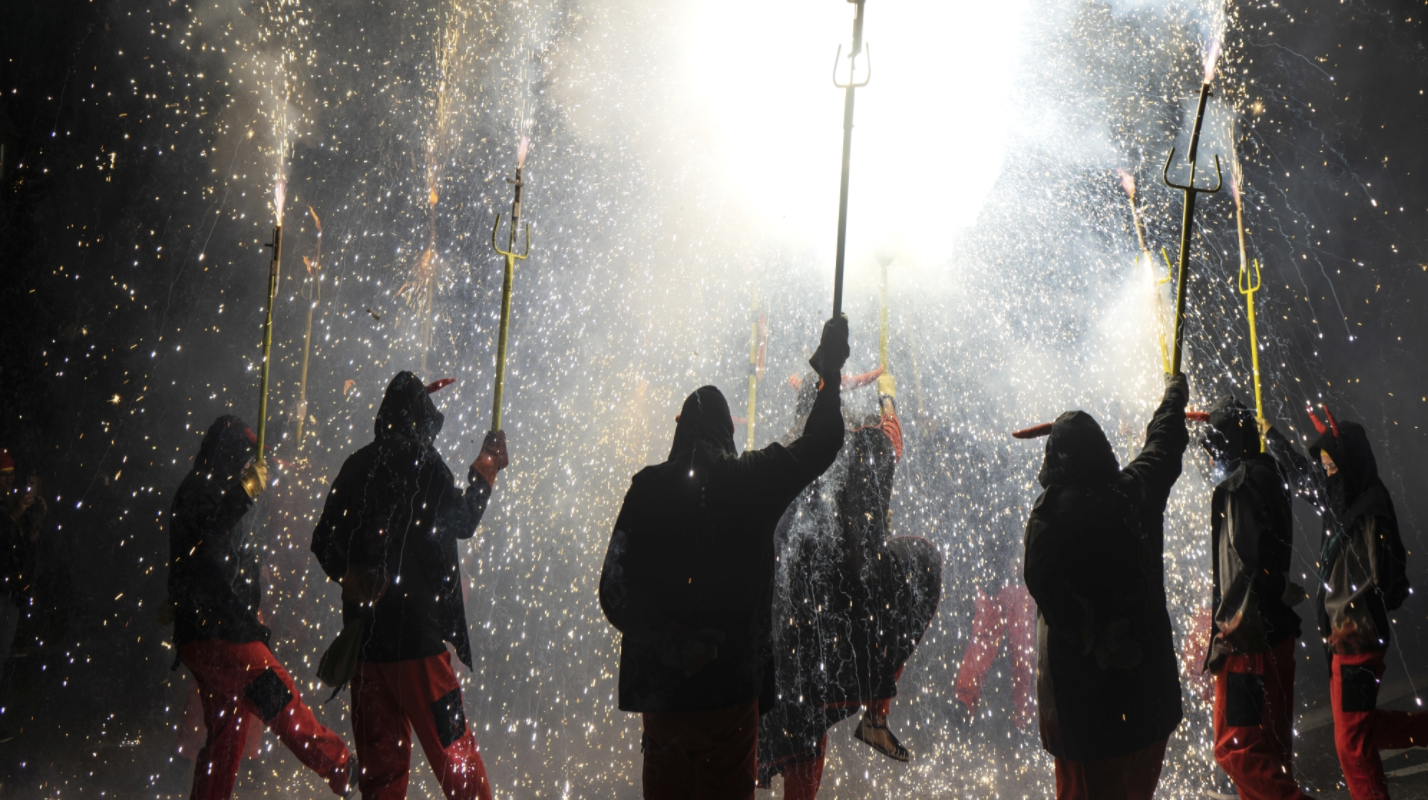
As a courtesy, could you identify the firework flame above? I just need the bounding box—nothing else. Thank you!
[1117,168,1136,201]
[517,135,530,169]
[1202,30,1223,83]
[273,173,287,224]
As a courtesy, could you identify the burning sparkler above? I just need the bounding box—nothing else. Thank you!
[1118,169,1172,373]
[744,283,767,452]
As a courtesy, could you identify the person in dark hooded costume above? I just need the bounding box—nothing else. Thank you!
[1197,397,1306,799]
[167,415,353,799]
[311,372,507,799]
[1014,373,1188,799]
[1260,405,1422,799]
[599,316,849,799]
[756,369,942,799]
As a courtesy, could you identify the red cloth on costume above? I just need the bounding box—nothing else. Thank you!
[1053,736,1168,799]
[953,584,1035,728]
[642,700,758,799]
[179,639,349,799]
[780,736,826,800]
[174,678,261,761]
[1330,649,1428,799]
[350,651,492,799]
[1212,637,1305,799]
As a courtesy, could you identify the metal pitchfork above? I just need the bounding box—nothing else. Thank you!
[490,166,531,432]
[1161,80,1223,375]
[830,0,871,318]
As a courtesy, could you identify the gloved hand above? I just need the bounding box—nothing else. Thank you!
[241,457,268,501]
[1256,415,1272,440]
[808,315,850,379]
[1164,372,1189,403]
[471,430,509,487]
[877,372,896,399]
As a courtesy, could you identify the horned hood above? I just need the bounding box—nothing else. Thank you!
[668,385,737,460]
[375,371,444,444]
[195,414,256,480]
[1037,410,1120,489]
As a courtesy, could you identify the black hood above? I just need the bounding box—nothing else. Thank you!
[1204,396,1259,464]
[375,371,444,444]
[668,385,736,460]
[1037,410,1120,489]
[195,414,256,479]
[1309,419,1380,516]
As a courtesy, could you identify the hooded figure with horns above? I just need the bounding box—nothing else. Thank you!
[599,316,849,799]
[1198,397,1306,799]
[312,372,508,799]
[1013,373,1189,798]
[1261,404,1421,799]
[168,415,354,799]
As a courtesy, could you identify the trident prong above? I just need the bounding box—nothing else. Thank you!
[832,43,872,89]
[1162,148,1224,194]
[1238,256,1262,296]
[492,214,530,261]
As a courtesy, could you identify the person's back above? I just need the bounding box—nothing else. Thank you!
[600,316,848,799]
[311,371,505,800]
[1018,374,1187,798]
[166,415,352,799]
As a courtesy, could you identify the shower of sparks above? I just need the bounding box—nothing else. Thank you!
[7,0,1427,798]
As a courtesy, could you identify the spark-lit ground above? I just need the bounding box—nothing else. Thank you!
[4,0,1428,798]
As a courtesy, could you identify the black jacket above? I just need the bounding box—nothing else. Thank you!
[0,507,30,606]
[1266,418,1408,655]
[1023,383,1186,762]
[311,372,491,668]
[600,383,843,713]
[1204,400,1300,671]
[168,415,269,647]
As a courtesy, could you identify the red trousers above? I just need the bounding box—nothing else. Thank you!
[351,651,491,799]
[780,736,826,800]
[1330,649,1428,799]
[953,585,1035,728]
[1054,737,1168,799]
[179,639,350,799]
[1212,638,1305,799]
[642,700,758,799]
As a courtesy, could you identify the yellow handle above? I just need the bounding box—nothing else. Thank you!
[1240,258,1265,451]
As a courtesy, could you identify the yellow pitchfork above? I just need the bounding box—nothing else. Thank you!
[1239,257,1265,451]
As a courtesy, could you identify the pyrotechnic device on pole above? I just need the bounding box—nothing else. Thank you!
[878,257,891,371]
[831,0,871,318]
[744,285,767,452]
[490,141,531,432]
[1161,79,1223,376]
[256,223,282,457]
[1119,170,1171,373]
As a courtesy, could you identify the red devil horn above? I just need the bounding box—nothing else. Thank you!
[1012,423,1054,439]
[425,378,456,394]
[243,427,259,446]
[787,373,804,391]
[841,367,884,391]
[1185,411,1210,422]
[1322,405,1340,438]
[1307,406,1327,435]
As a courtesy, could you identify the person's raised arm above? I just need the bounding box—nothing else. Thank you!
[1121,373,1190,509]
[436,430,507,540]
[1258,417,1321,503]
[781,316,849,477]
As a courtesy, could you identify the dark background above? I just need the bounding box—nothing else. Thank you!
[3,0,1428,797]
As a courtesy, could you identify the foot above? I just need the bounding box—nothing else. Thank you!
[854,713,910,763]
[330,756,357,799]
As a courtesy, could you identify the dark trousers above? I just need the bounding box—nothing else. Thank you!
[642,700,758,799]
[350,651,491,799]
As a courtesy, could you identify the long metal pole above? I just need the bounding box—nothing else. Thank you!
[257,225,282,456]
[491,166,523,432]
[831,0,866,318]
[1169,82,1212,375]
